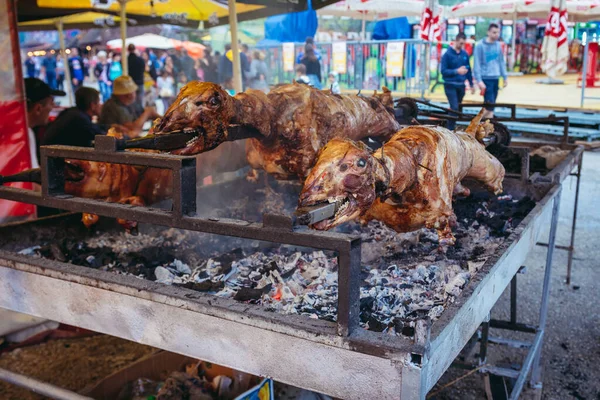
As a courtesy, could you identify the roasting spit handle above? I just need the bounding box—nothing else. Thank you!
[0,168,42,185]
[294,202,339,226]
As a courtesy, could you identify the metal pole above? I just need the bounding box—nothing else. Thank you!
[510,275,517,324]
[510,13,517,71]
[56,19,74,106]
[530,187,562,388]
[120,0,128,76]
[581,41,589,107]
[228,0,243,94]
[566,157,583,285]
[0,367,93,400]
[361,17,366,41]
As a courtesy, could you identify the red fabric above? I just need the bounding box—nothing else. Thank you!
[420,7,433,41]
[0,100,35,218]
[0,0,34,218]
[545,6,568,48]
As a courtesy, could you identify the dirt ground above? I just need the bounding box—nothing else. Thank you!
[0,152,598,400]
[0,335,155,400]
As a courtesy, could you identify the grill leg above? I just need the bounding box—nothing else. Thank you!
[566,156,582,285]
[510,275,517,325]
[480,315,490,365]
[529,188,562,391]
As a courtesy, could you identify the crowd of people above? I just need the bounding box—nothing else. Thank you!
[24,36,343,115]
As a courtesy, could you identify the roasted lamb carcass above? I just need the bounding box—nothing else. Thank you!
[298,111,505,246]
[154,82,401,179]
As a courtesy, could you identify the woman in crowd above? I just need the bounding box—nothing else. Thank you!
[94,51,112,102]
[108,53,123,82]
[247,50,269,92]
[142,50,157,82]
[300,44,322,89]
[56,54,65,91]
[194,58,205,82]
[142,50,158,108]
[163,56,177,78]
[157,68,175,111]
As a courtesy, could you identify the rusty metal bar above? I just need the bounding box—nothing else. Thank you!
[479,320,490,364]
[488,320,537,334]
[40,145,192,169]
[0,368,92,400]
[337,238,362,336]
[566,155,583,285]
[510,275,517,325]
[529,189,562,389]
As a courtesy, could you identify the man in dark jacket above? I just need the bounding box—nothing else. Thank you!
[218,44,233,85]
[179,49,197,81]
[68,48,85,92]
[441,33,473,130]
[42,87,106,148]
[201,44,218,83]
[128,44,146,108]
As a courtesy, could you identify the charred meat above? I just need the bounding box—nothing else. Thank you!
[155,82,401,179]
[298,110,505,246]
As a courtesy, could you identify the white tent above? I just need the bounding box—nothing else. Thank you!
[317,0,425,21]
[449,0,600,21]
[107,33,180,50]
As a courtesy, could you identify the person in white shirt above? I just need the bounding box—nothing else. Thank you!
[24,78,65,168]
[328,71,341,94]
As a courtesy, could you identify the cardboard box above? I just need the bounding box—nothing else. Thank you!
[81,350,268,400]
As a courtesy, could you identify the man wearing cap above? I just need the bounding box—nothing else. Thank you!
[99,75,159,135]
[24,78,65,168]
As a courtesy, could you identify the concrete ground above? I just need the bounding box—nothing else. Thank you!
[340,73,600,111]
[68,73,600,111]
[433,150,600,400]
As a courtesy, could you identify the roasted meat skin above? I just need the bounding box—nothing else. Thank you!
[156,82,401,179]
[299,117,505,245]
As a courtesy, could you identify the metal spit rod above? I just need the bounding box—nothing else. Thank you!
[0,368,93,400]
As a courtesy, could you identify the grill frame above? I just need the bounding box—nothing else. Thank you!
[0,137,582,399]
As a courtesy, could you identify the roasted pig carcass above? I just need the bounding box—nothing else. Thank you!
[154,82,401,179]
[298,111,506,246]
[65,157,172,231]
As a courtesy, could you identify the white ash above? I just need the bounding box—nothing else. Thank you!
[18,246,41,256]
[16,194,528,334]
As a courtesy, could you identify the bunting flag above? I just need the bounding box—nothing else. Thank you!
[541,0,569,78]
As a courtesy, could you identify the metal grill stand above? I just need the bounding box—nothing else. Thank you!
[0,135,576,399]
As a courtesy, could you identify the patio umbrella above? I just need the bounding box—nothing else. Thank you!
[317,0,424,21]
[18,11,136,31]
[107,33,206,58]
[318,0,425,39]
[107,33,182,49]
[539,0,569,82]
[450,0,600,21]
